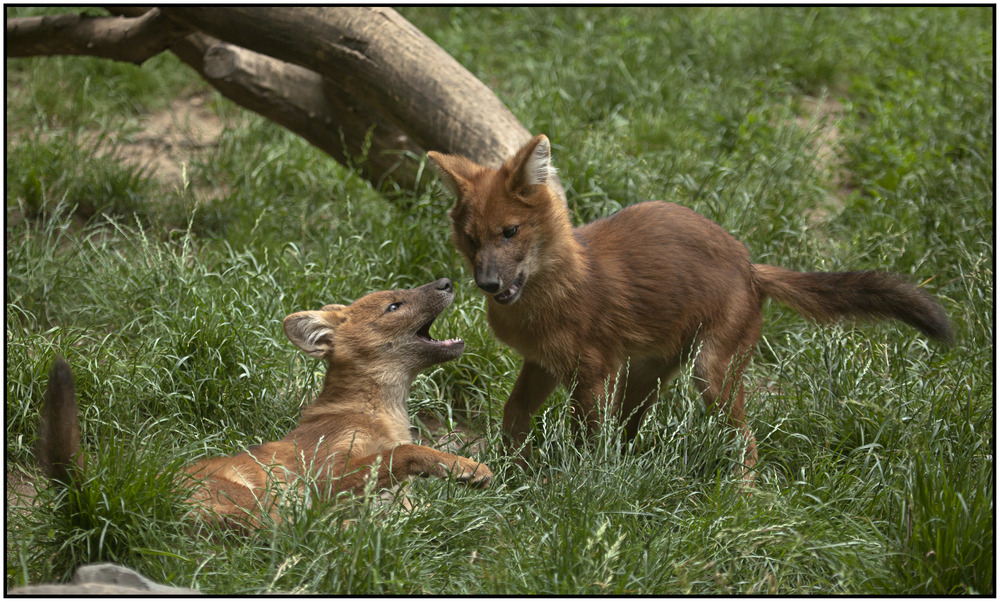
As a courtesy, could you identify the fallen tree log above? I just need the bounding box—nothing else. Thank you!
[157,7,534,167]
[7,7,566,199]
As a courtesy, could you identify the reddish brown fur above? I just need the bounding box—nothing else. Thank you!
[38,279,492,530]
[429,135,953,479]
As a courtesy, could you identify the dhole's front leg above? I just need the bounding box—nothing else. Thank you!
[331,444,493,494]
[502,360,558,461]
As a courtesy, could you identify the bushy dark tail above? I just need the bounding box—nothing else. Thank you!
[754,264,954,344]
[37,356,83,486]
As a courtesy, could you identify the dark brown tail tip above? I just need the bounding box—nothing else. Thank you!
[49,356,73,387]
[932,321,956,346]
[917,303,956,346]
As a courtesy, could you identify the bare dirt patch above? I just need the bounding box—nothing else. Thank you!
[7,91,229,231]
[6,467,41,570]
[6,467,39,516]
[792,95,853,224]
[116,92,224,191]
[413,414,487,457]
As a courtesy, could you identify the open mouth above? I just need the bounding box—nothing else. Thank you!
[415,316,465,356]
[493,271,526,305]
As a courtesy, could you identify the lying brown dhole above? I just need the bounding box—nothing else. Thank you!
[38,279,492,530]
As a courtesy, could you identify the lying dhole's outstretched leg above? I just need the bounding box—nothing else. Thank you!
[329,444,493,493]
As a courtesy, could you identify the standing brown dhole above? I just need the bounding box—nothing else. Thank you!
[38,279,492,529]
[428,135,953,477]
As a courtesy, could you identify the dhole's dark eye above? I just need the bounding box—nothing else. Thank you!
[386,302,403,313]
[502,225,519,239]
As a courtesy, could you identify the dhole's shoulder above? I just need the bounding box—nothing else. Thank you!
[622,200,710,221]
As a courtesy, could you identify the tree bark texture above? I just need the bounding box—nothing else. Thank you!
[202,42,425,190]
[5,9,187,65]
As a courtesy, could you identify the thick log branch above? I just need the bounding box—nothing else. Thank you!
[202,43,425,190]
[106,7,430,190]
[5,9,187,65]
[157,8,544,170]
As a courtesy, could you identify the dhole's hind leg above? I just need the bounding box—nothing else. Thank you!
[691,332,759,481]
[183,474,273,531]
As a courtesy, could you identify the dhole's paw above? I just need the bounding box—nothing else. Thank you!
[442,459,493,488]
[461,461,493,488]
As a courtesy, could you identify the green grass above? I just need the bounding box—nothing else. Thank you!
[6,6,993,595]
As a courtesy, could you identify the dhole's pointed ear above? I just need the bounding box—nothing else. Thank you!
[283,307,346,359]
[507,134,554,193]
[427,151,480,198]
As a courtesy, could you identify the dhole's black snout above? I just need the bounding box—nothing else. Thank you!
[474,264,501,294]
[477,279,501,294]
[415,278,454,296]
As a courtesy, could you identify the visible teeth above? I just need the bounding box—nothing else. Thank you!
[419,334,462,345]
[497,285,517,299]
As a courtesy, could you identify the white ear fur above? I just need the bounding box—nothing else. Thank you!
[523,136,554,187]
[283,311,339,359]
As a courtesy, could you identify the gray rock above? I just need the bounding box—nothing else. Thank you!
[7,562,201,595]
